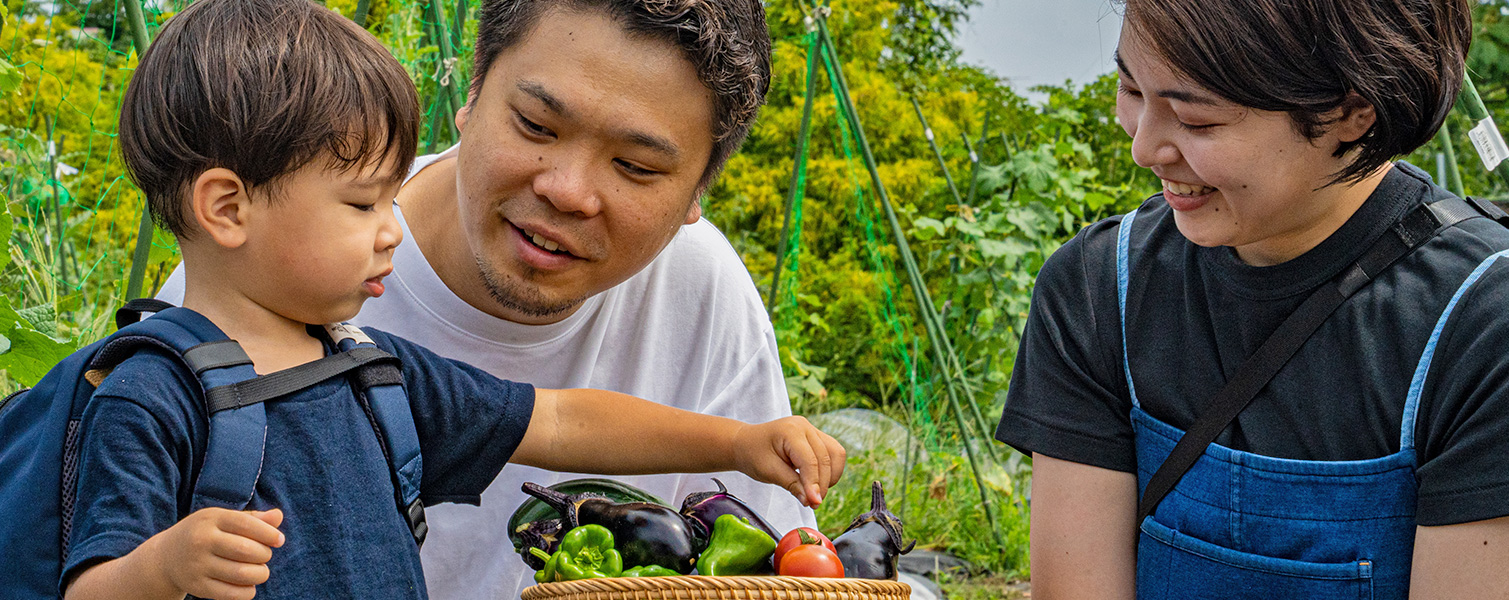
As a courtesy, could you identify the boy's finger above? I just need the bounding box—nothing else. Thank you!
[210,531,277,564]
[252,508,284,528]
[209,557,272,587]
[189,577,258,600]
[825,433,847,485]
[806,428,833,503]
[785,434,821,507]
[220,511,286,549]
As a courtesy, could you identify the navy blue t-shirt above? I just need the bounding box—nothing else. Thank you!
[63,328,535,599]
[996,162,1509,526]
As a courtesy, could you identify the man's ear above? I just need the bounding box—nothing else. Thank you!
[455,100,472,133]
[190,167,252,249]
[684,197,702,225]
[1332,92,1377,144]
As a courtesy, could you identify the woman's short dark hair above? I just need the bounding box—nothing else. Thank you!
[1121,0,1473,184]
[470,0,771,192]
[118,0,420,238]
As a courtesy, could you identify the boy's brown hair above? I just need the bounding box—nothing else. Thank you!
[1121,0,1472,185]
[119,0,420,238]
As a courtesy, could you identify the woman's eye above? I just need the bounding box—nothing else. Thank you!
[1177,121,1217,131]
[615,159,659,177]
[516,112,553,137]
[1118,82,1142,97]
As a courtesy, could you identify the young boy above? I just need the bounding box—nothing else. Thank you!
[61,2,844,599]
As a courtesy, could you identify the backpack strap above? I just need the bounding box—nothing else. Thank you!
[1465,196,1509,228]
[324,323,428,547]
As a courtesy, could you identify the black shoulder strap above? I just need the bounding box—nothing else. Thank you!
[1136,198,1480,523]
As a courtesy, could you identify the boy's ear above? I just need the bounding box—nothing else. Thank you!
[190,167,252,249]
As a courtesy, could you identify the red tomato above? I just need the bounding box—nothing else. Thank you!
[774,527,836,571]
[778,544,845,578]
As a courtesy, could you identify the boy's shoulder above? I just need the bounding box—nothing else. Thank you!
[90,345,202,410]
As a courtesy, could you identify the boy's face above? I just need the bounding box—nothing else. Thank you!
[240,157,405,325]
[451,8,716,324]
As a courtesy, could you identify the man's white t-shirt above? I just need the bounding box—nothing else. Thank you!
[156,150,815,600]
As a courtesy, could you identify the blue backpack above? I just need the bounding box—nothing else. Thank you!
[0,300,426,600]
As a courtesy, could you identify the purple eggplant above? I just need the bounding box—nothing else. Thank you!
[833,481,916,580]
[515,518,564,570]
[522,482,705,574]
[679,478,781,542]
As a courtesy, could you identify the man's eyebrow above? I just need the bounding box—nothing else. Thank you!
[517,80,572,117]
[1114,50,1223,106]
[617,129,681,161]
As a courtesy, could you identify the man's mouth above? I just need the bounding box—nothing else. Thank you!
[1162,179,1216,197]
[513,223,577,257]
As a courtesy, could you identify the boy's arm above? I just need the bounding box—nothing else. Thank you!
[66,508,284,600]
[1027,453,1138,600]
[511,388,845,506]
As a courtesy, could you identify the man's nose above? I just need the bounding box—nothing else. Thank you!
[532,151,604,218]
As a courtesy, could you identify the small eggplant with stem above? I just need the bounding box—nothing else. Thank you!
[832,481,916,580]
[522,482,706,574]
[515,518,565,570]
[679,478,781,541]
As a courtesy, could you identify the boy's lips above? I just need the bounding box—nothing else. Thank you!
[364,269,392,298]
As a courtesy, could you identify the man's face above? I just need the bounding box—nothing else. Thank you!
[453,8,715,323]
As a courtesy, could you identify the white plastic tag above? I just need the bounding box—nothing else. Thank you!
[1468,117,1509,172]
[324,323,373,346]
[924,128,935,142]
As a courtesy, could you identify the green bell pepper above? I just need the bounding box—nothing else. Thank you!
[620,565,680,577]
[531,524,624,583]
[696,514,777,576]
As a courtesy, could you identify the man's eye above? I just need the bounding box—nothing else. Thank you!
[516,112,553,137]
[615,159,659,177]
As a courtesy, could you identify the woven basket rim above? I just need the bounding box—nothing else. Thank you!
[522,575,910,599]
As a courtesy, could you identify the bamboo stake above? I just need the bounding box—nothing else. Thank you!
[1439,122,1466,198]
[123,0,155,301]
[768,31,822,312]
[911,97,962,204]
[814,15,1005,548]
[353,0,372,27]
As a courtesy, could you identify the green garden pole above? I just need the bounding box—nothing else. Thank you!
[1457,74,1509,188]
[768,31,821,312]
[353,0,372,27]
[1438,122,1466,198]
[815,15,1005,548]
[427,0,466,123]
[910,97,963,204]
[123,0,155,301]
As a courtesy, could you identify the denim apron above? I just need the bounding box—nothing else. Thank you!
[1115,207,1509,599]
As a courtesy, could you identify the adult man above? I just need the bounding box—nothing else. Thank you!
[158,0,815,598]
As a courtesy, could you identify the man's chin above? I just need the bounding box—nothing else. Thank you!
[475,258,589,323]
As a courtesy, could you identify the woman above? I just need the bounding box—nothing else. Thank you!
[996,1,1509,598]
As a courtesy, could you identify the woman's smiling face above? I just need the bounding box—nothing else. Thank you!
[1113,27,1385,267]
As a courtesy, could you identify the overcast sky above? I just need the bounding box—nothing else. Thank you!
[954,0,1124,100]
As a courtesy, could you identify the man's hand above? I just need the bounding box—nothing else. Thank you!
[731,416,846,507]
[67,508,285,600]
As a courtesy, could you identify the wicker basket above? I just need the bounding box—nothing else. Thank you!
[520,576,910,600]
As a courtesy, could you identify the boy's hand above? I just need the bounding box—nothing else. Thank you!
[149,508,285,600]
[732,416,846,507]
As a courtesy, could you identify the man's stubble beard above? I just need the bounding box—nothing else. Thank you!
[474,254,588,320]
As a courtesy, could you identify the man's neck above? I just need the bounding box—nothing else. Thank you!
[397,153,584,326]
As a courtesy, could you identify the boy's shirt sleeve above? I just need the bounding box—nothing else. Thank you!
[64,351,202,592]
[366,329,535,505]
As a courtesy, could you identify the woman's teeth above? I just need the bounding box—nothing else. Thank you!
[1163,180,1216,197]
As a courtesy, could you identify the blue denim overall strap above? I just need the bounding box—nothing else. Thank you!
[1116,210,1509,599]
